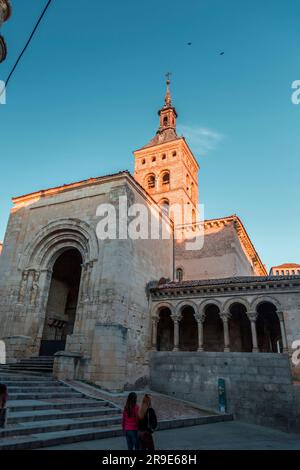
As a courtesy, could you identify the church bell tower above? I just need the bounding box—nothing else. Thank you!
[133,76,199,225]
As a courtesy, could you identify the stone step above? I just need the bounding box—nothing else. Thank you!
[0,425,123,450]
[21,358,54,362]
[16,362,54,367]
[0,367,53,373]
[8,399,112,412]
[3,381,63,387]
[7,385,71,393]
[0,372,54,381]
[0,414,234,450]
[8,391,84,400]
[3,365,53,370]
[8,406,120,424]
[0,415,122,438]
[0,369,52,377]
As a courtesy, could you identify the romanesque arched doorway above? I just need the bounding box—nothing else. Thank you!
[203,304,224,351]
[157,307,174,351]
[256,302,282,353]
[229,303,252,352]
[179,306,198,351]
[39,249,83,356]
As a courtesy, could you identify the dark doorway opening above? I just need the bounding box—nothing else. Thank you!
[203,304,224,351]
[256,302,282,353]
[179,306,198,351]
[157,308,174,351]
[40,249,82,356]
[229,303,252,352]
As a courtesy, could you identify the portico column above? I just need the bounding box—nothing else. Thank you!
[195,313,205,352]
[248,311,259,353]
[171,314,181,352]
[220,312,231,352]
[151,316,159,351]
[277,311,289,353]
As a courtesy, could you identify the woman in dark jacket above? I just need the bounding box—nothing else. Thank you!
[138,394,157,450]
[0,383,8,428]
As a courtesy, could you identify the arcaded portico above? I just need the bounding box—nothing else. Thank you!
[150,276,300,364]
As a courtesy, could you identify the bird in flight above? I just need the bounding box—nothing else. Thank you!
[187,42,192,46]
[219,51,225,55]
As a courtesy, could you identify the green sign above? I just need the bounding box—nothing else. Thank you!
[218,378,227,413]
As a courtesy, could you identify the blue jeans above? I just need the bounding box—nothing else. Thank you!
[125,430,139,450]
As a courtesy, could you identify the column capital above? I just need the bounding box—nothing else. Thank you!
[151,315,159,324]
[171,313,182,323]
[219,311,231,322]
[247,310,258,321]
[194,312,206,323]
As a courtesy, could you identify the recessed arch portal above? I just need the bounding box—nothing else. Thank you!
[40,248,83,356]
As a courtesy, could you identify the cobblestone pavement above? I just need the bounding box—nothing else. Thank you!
[42,421,300,450]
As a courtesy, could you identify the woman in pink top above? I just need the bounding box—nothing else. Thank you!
[122,392,140,450]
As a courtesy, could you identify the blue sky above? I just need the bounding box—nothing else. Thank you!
[0,0,299,270]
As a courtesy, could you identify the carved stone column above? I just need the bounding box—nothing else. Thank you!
[30,270,40,306]
[195,312,205,352]
[171,314,182,352]
[151,315,159,351]
[247,311,259,353]
[17,270,29,304]
[277,311,289,353]
[220,312,231,352]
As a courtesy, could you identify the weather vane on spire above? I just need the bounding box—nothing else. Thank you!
[165,72,172,106]
[165,71,172,83]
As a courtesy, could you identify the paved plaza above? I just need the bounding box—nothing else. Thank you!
[43,421,300,451]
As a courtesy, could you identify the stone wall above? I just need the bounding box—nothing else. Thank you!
[175,223,255,281]
[150,351,300,433]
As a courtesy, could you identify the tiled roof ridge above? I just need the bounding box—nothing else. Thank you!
[152,274,300,290]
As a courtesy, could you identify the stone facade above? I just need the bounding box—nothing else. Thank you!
[150,276,300,376]
[0,172,173,390]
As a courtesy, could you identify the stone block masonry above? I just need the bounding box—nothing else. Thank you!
[150,352,300,433]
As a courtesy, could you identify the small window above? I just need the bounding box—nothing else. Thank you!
[162,171,170,185]
[176,268,183,282]
[162,154,166,160]
[142,159,146,165]
[163,116,168,126]
[147,174,156,189]
[152,156,156,162]
[172,151,177,157]
[160,199,169,216]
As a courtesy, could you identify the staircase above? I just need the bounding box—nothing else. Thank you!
[0,356,54,374]
[0,369,123,450]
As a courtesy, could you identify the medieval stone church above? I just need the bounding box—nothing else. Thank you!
[0,80,300,429]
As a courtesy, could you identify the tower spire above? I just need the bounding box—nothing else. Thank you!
[157,73,177,133]
[165,72,172,107]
